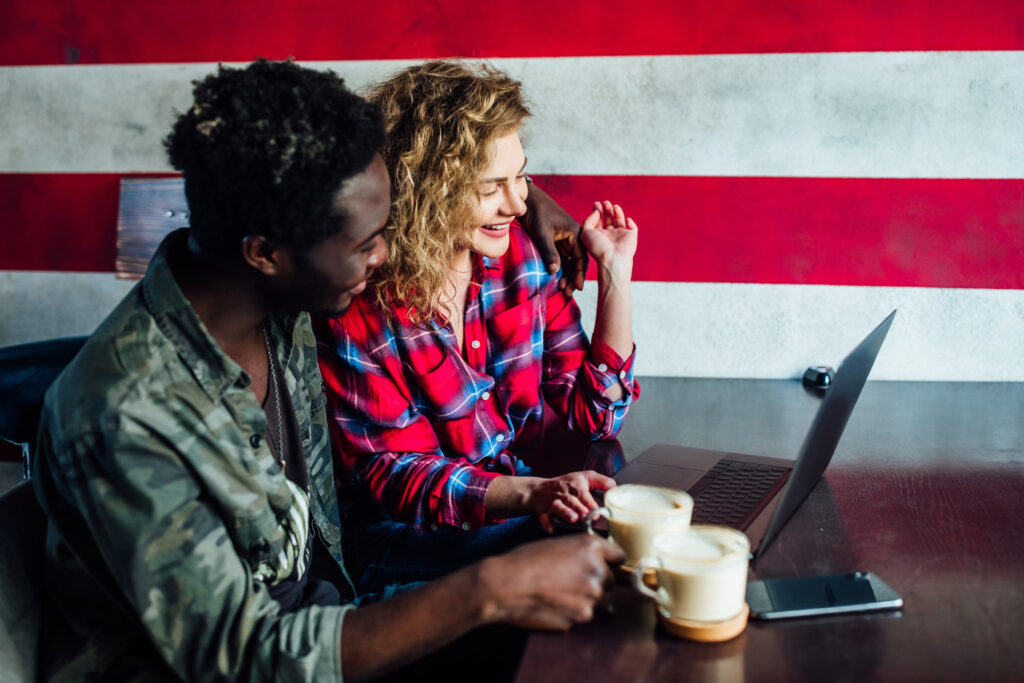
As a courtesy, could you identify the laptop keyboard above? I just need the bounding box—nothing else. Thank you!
[689,459,791,530]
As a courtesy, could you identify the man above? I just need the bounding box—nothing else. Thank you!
[33,59,622,682]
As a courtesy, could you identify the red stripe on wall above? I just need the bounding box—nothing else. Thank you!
[540,174,1024,289]
[3,173,1023,289]
[2,1,1023,66]
[1,174,175,273]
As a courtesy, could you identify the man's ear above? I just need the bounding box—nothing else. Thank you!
[241,235,292,276]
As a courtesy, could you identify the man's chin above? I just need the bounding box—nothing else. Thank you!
[308,295,354,319]
[309,306,350,319]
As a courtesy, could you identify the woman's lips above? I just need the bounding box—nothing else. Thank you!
[479,222,511,237]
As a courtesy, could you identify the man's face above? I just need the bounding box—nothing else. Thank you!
[285,155,391,317]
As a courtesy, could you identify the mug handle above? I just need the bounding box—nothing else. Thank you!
[632,555,669,607]
[583,506,610,536]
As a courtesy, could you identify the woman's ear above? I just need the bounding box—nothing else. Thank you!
[241,235,290,276]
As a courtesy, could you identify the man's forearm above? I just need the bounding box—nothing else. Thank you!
[340,562,492,682]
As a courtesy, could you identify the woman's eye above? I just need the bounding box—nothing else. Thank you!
[480,187,499,197]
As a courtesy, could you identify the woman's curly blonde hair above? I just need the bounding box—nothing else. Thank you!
[365,60,531,324]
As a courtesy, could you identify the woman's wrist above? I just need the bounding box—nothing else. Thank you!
[484,475,541,517]
[595,256,633,286]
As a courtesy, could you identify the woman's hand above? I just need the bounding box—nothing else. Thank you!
[485,471,616,532]
[524,471,616,533]
[579,201,639,279]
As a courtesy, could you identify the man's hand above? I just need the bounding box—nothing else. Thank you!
[521,183,589,295]
[477,534,625,630]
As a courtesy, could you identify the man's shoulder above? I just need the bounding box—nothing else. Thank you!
[43,288,204,448]
[315,293,399,353]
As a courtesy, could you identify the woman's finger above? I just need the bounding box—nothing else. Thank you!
[560,490,592,519]
[581,207,601,232]
[550,500,578,523]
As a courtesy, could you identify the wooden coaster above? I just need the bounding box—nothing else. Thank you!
[657,603,749,642]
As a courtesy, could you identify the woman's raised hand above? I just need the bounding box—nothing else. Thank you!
[579,201,639,276]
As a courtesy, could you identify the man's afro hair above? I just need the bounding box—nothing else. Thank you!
[165,59,385,258]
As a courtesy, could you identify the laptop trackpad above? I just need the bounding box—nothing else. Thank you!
[614,461,705,490]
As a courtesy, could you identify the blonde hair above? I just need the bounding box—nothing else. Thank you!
[366,60,531,324]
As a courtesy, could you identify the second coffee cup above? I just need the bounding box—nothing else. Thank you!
[584,484,694,566]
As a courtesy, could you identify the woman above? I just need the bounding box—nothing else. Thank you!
[315,61,640,592]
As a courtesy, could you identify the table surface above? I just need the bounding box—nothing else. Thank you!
[515,378,1024,683]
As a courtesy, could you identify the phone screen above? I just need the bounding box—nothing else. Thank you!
[764,574,876,611]
[747,572,902,619]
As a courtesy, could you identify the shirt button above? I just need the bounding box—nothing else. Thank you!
[481,391,491,401]
[249,434,262,449]
[597,363,608,372]
[470,340,481,349]
[461,522,471,531]
[496,434,505,443]
[619,370,627,380]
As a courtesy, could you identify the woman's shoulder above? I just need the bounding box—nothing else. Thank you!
[313,292,400,350]
[499,224,558,291]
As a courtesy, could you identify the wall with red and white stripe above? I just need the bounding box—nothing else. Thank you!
[2,1,1022,380]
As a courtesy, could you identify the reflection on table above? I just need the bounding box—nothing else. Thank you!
[516,378,1024,683]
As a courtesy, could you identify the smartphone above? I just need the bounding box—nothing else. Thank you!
[746,571,903,620]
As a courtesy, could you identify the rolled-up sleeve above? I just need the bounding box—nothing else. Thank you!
[540,283,640,439]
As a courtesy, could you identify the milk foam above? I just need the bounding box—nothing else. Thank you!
[660,533,726,560]
[613,488,683,512]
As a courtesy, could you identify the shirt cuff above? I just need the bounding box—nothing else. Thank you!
[441,467,504,531]
[326,604,355,681]
[586,339,639,408]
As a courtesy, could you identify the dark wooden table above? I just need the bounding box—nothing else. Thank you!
[516,378,1024,683]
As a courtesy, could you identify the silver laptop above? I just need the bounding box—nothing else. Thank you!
[609,310,896,559]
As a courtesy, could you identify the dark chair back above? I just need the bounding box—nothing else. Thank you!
[0,480,46,681]
[0,337,87,477]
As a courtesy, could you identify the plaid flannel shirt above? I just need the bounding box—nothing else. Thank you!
[315,225,639,531]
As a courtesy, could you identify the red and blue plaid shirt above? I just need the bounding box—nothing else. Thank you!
[314,225,639,531]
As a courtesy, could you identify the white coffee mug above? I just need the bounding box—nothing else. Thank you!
[584,484,693,565]
[633,525,750,623]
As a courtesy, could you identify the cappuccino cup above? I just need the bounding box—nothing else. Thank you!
[584,484,693,565]
[633,525,750,623]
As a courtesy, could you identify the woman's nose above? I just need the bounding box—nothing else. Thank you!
[504,185,527,216]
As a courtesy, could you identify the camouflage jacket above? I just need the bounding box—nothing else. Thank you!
[34,231,356,682]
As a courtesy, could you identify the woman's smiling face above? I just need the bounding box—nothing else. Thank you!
[466,129,528,259]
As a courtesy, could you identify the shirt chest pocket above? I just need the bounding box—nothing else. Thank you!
[486,295,545,392]
[232,507,288,580]
[413,351,479,419]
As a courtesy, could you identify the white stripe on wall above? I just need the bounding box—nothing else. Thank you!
[574,281,1024,382]
[3,52,1024,177]
[4,271,1021,381]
